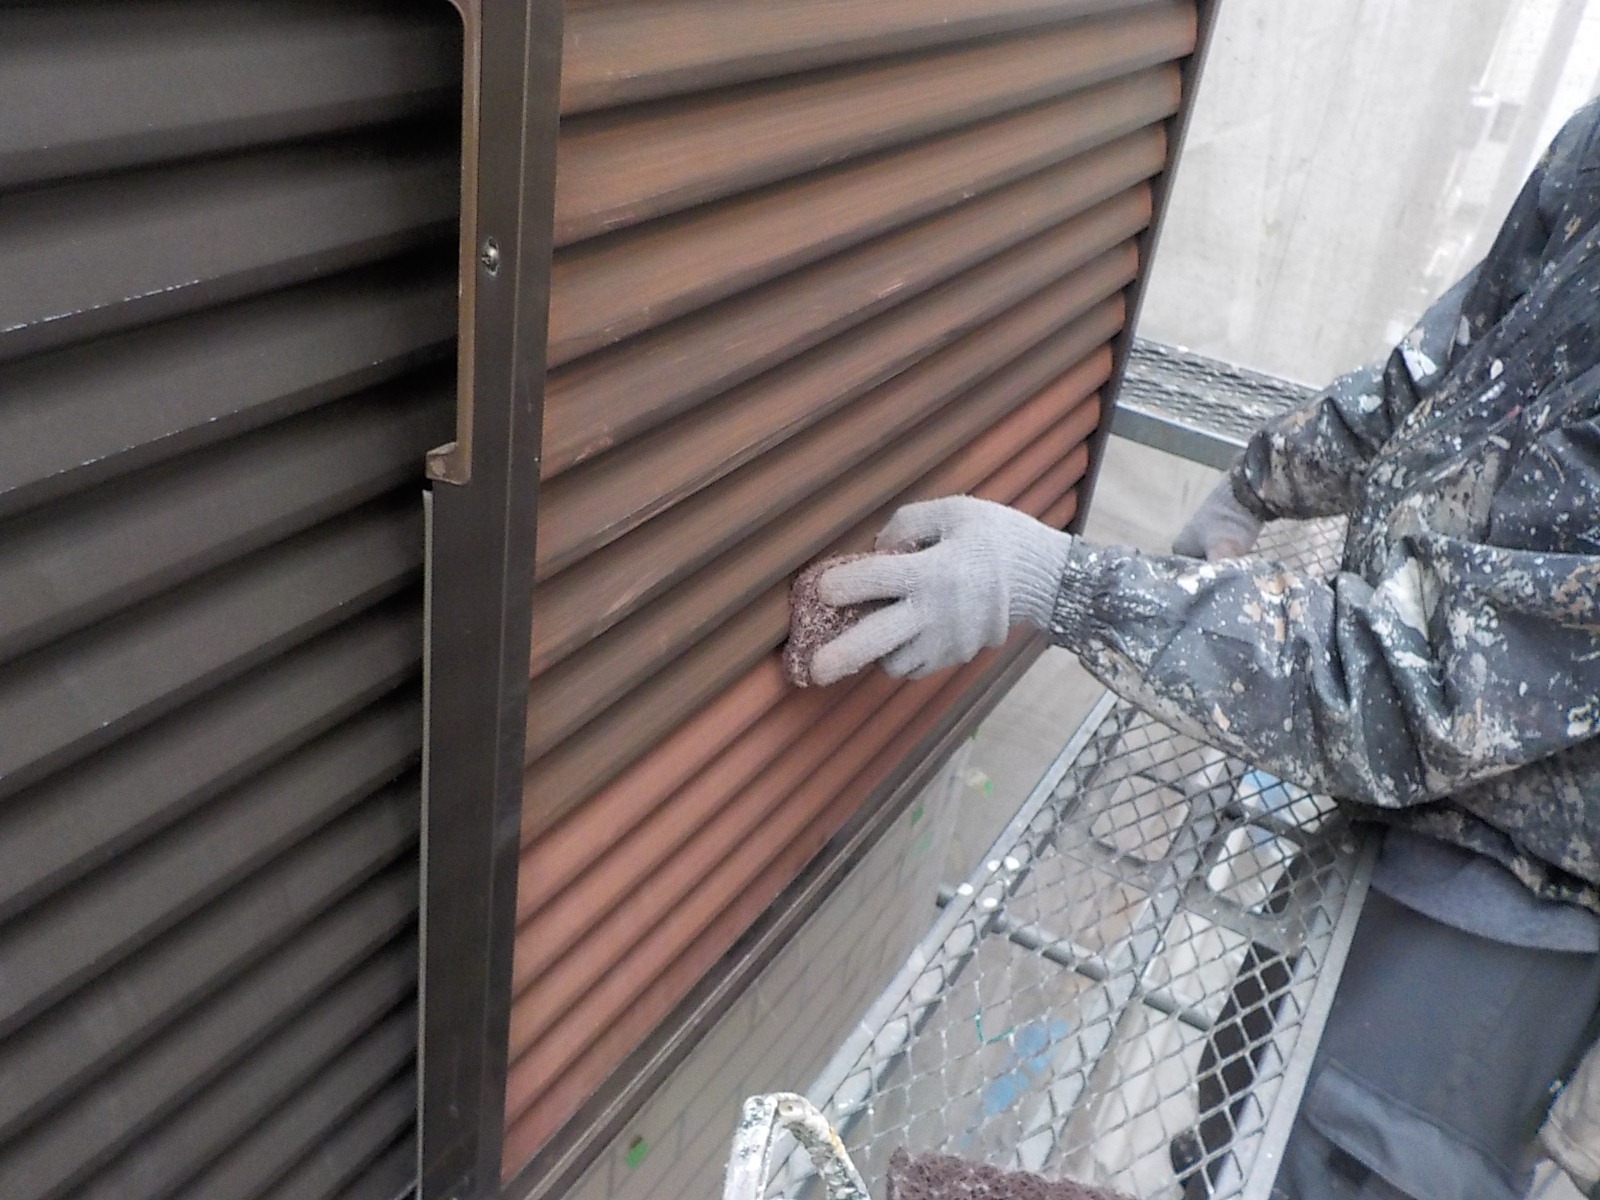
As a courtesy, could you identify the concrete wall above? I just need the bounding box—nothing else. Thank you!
[1141,0,1600,386]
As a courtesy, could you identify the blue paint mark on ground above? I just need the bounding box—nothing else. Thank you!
[979,1015,1072,1117]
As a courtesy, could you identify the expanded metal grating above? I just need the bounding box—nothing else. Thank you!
[766,516,1373,1200]
[1111,342,1317,470]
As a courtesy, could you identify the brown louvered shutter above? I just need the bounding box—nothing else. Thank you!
[504,0,1199,1175]
[0,4,460,1197]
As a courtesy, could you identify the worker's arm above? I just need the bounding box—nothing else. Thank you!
[818,472,1600,811]
[1221,90,1597,524]
[1224,264,1478,523]
[1051,523,1600,810]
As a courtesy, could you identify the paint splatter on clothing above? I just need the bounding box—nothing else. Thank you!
[1049,98,1600,915]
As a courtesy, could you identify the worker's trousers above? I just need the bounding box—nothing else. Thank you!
[1272,892,1600,1200]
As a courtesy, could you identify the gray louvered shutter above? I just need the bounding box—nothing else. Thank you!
[0,4,461,1197]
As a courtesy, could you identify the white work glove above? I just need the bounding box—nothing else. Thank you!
[810,496,1073,686]
[1542,1037,1600,1198]
[1171,474,1263,561]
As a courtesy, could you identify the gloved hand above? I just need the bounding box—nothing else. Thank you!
[810,496,1073,686]
[1542,1036,1600,1198]
[1171,474,1263,560]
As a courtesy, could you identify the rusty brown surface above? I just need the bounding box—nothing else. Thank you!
[529,285,1130,683]
[522,587,790,833]
[546,74,1176,365]
[522,349,1109,769]
[517,685,844,969]
[503,653,999,1167]
[553,3,1194,242]
[560,0,1169,113]
[516,661,789,881]
[1015,442,1093,517]
[510,668,901,1078]
[507,601,1058,1167]
[976,406,1099,502]
[923,378,1100,497]
[541,155,1156,481]
[536,196,1150,575]
[505,0,1202,1175]
[1042,487,1083,530]
[520,385,1094,908]
[507,366,1105,1160]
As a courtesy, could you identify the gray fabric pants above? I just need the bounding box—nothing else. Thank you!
[1272,892,1600,1200]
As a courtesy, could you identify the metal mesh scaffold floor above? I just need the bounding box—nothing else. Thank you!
[766,516,1374,1200]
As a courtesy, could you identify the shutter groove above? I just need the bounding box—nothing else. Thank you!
[0,3,459,1197]
[510,0,1199,1175]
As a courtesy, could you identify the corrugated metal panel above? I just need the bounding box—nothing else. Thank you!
[507,0,1200,1179]
[0,3,458,1197]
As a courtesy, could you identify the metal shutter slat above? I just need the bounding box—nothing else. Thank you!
[546,69,1178,365]
[508,448,1088,1145]
[0,6,457,1195]
[0,809,418,1145]
[1,903,416,1200]
[505,645,1020,1168]
[528,264,1134,681]
[536,181,1154,576]
[541,131,1160,478]
[0,138,457,363]
[0,261,455,522]
[0,498,422,799]
[507,0,1204,1174]
[246,1073,416,1200]
[516,663,793,887]
[328,1135,417,1200]
[561,0,1162,111]
[0,699,420,1040]
[516,684,841,977]
[0,377,447,663]
[0,598,420,924]
[523,312,1121,763]
[526,592,794,827]
[0,2,457,189]
[553,3,1193,241]
[511,387,1098,1046]
[161,1011,417,1200]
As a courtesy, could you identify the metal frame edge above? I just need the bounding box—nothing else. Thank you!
[1070,0,1227,532]
[418,1,564,1197]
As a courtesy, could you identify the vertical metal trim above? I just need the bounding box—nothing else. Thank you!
[418,0,563,1195]
[428,0,484,486]
[1069,0,1226,534]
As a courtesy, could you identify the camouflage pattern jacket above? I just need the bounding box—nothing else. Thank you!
[1049,98,1600,914]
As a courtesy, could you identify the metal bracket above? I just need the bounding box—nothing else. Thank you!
[427,0,484,486]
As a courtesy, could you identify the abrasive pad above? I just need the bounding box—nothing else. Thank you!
[782,552,889,688]
[885,1149,1135,1200]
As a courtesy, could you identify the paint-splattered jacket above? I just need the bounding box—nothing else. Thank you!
[1050,98,1600,914]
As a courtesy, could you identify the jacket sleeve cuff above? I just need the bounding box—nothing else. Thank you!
[1047,541,1118,651]
[1229,455,1279,522]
